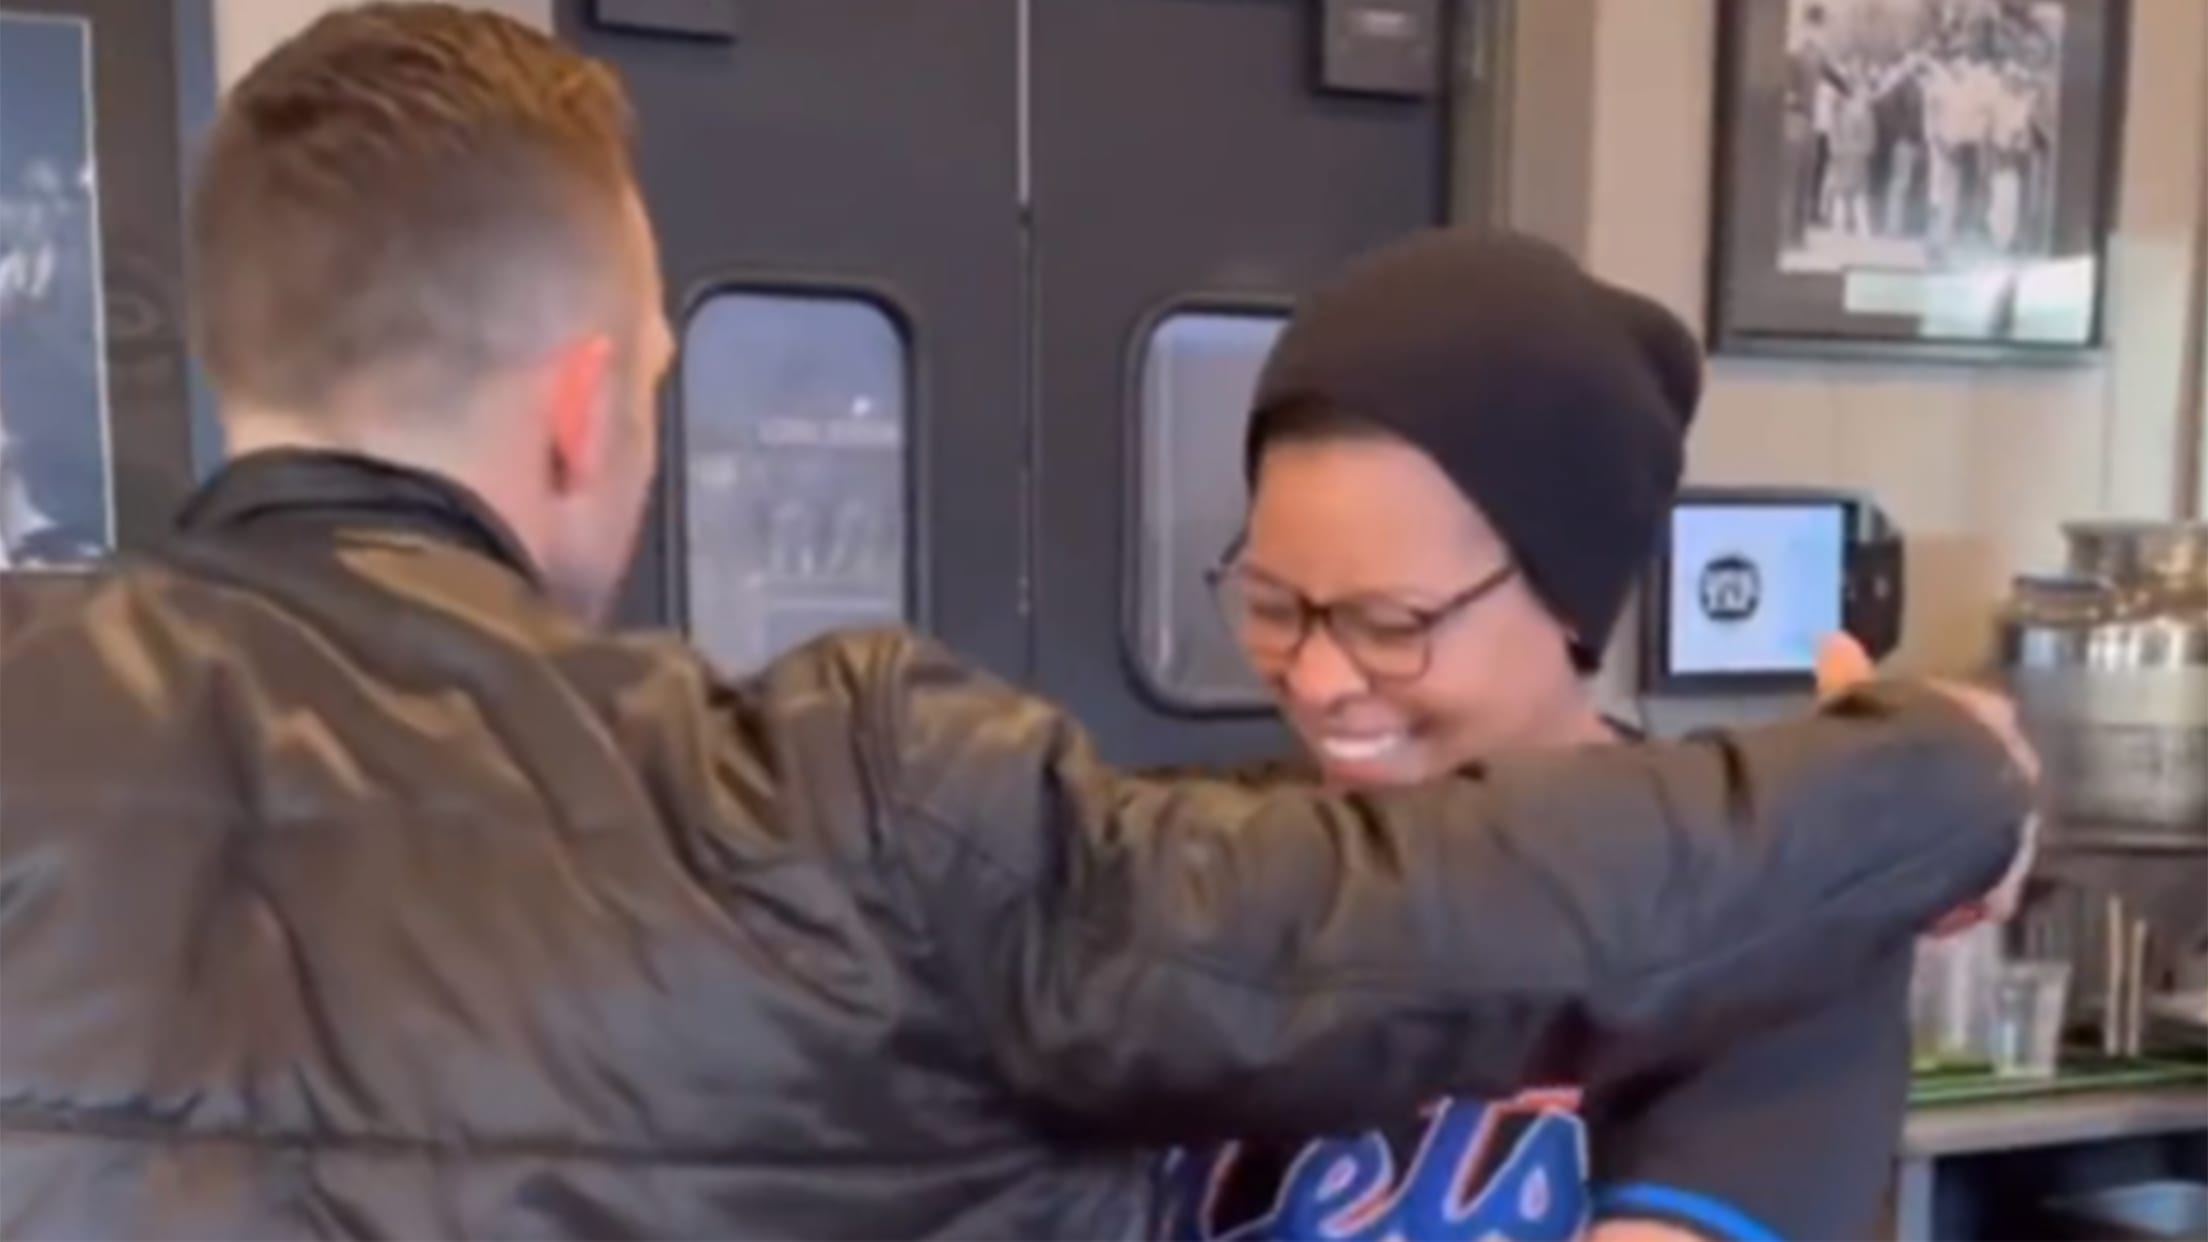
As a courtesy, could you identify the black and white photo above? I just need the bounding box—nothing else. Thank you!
[0,11,111,568]
[1779,0,2065,274]
[1713,0,2124,360]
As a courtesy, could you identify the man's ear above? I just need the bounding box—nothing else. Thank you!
[546,334,616,493]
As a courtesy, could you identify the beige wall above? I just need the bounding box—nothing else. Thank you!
[214,0,550,89]
[1571,0,2208,683]
[2193,32,2208,521]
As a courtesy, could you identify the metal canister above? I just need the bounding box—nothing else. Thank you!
[1998,521,2208,847]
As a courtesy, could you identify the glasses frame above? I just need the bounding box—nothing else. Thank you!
[1204,554,1520,686]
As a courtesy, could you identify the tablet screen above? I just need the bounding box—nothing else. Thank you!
[1665,502,1847,677]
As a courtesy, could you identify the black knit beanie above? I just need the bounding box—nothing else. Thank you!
[1246,229,1703,671]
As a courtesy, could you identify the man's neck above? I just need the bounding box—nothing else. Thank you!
[222,409,382,462]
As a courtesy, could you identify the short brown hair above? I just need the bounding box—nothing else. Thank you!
[189,3,636,414]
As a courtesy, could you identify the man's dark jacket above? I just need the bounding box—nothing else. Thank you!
[0,452,2024,1239]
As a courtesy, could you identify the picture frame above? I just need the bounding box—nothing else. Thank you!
[1708,0,2130,363]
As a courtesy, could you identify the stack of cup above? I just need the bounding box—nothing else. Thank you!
[1910,921,2074,1080]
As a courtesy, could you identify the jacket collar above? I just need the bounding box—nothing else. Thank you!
[174,449,544,588]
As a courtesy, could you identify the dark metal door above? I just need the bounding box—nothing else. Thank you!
[561,1,1028,679]
[1028,0,1460,766]
[0,0,209,565]
[571,1,1472,761]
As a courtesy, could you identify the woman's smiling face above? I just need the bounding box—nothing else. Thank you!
[1235,426,1602,788]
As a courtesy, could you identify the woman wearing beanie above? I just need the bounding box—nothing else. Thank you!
[1151,231,1914,1242]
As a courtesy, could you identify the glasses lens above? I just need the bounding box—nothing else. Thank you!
[1214,571,1305,665]
[1330,599,1433,682]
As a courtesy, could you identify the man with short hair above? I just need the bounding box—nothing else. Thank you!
[0,6,2033,1238]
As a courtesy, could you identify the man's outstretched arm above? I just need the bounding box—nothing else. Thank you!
[836,632,2027,1143]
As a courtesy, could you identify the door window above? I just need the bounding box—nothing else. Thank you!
[1131,309,1285,709]
[681,290,909,674]
[0,12,113,569]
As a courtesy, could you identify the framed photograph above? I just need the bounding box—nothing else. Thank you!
[1709,0,2128,362]
[0,10,112,566]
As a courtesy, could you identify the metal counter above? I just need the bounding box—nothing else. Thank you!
[1906,1087,2208,1156]
[1894,1087,2208,1240]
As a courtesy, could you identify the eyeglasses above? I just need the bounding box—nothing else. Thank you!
[1206,557,1519,685]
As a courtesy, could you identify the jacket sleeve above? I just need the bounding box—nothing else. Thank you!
[1582,949,1917,1242]
[846,633,2024,1142]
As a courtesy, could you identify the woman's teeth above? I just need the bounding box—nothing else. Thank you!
[1318,733,1405,764]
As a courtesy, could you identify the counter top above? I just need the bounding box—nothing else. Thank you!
[1903,1086,2208,1158]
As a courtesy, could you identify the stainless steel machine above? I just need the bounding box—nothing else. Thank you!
[1999,519,2208,1054]
[2001,520,2208,846]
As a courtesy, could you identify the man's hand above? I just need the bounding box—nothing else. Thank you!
[1814,633,2039,930]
